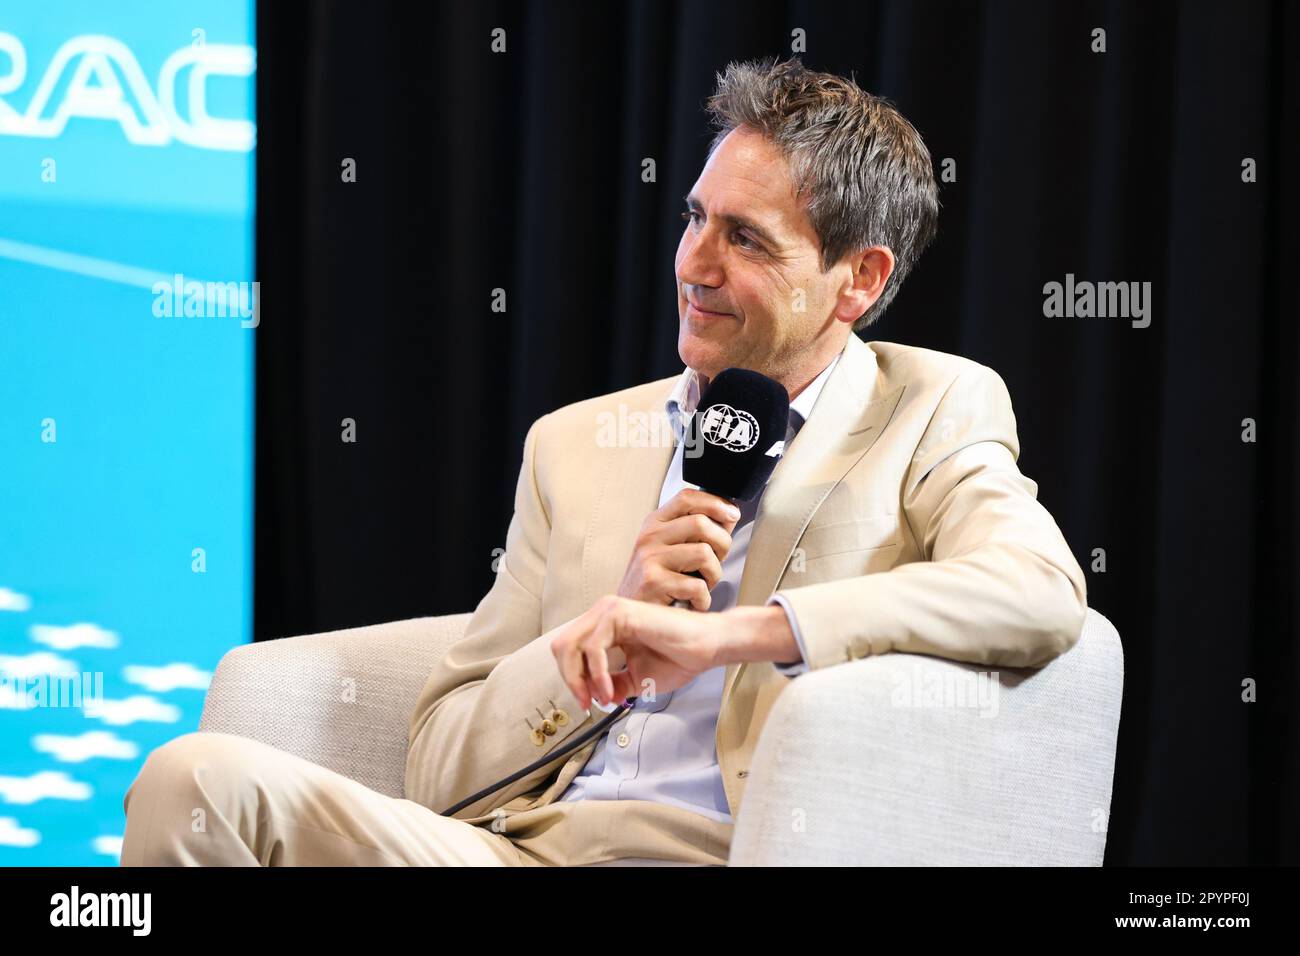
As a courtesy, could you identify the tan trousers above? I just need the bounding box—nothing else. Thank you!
[120,732,733,867]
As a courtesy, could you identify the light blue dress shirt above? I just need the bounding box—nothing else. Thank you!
[557,355,838,822]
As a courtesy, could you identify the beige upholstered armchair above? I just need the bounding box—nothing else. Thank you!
[198,608,1123,865]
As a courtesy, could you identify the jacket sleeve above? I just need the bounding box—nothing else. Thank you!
[404,413,596,818]
[774,364,1088,670]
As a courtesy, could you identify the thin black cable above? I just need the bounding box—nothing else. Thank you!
[437,698,637,817]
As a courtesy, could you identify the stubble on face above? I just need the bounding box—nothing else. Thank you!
[674,127,850,398]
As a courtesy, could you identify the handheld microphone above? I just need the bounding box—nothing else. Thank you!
[672,367,790,608]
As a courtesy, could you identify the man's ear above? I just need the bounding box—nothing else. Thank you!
[834,246,895,324]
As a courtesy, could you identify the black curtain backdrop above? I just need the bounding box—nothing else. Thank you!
[254,0,1299,866]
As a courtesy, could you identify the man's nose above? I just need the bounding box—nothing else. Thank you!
[677,227,723,289]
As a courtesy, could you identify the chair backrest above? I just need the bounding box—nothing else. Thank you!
[200,614,473,798]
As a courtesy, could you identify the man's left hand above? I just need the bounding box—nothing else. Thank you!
[550,595,798,709]
[550,596,719,708]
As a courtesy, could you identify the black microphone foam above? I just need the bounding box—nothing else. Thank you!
[682,367,790,501]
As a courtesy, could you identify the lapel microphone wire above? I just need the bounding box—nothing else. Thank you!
[438,698,637,817]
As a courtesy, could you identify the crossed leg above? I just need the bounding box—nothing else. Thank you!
[121,732,530,866]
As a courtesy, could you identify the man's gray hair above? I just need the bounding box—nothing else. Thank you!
[705,56,940,330]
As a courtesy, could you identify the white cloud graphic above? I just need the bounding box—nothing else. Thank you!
[0,588,32,612]
[0,651,79,681]
[123,662,212,693]
[93,835,123,859]
[30,622,119,651]
[32,730,140,763]
[83,695,181,726]
[0,771,93,805]
[0,817,41,847]
[0,684,36,710]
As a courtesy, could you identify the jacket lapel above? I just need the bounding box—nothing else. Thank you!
[724,335,904,702]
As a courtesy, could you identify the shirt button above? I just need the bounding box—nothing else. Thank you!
[616,732,631,748]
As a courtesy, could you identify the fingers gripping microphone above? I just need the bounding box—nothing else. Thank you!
[672,368,790,609]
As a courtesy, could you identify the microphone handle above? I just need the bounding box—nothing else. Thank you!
[671,571,705,610]
[670,486,739,610]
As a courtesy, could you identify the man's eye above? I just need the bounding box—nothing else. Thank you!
[681,211,758,250]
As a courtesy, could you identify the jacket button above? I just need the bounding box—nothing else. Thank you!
[540,718,557,736]
[529,728,546,746]
[552,709,570,727]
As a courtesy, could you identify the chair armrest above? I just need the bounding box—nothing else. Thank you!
[729,608,1123,866]
[198,614,471,798]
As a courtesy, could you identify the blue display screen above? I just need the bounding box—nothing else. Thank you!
[0,1,255,866]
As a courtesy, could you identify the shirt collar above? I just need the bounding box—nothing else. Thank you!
[665,352,842,444]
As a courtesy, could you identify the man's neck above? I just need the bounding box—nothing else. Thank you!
[693,335,849,403]
[778,343,849,403]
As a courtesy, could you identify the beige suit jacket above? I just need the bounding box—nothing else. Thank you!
[405,334,1088,833]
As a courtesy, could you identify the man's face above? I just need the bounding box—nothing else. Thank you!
[675,126,856,390]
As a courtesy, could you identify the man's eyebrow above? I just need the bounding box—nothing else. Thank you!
[683,193,782,248]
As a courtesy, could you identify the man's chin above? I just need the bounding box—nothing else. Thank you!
[677,333,734,379]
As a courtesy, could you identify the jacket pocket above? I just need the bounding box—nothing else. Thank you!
[796,514,902,559]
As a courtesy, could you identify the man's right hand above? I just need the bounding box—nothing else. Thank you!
[616,488,740,611]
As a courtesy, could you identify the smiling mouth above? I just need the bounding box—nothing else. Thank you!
[686,301,731,316]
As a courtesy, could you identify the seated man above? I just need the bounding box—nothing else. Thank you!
[121,56,1086,867]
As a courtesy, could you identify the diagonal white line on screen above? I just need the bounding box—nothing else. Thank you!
[0,237,215,289]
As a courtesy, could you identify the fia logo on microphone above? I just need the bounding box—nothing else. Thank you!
[700,403,759,452]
